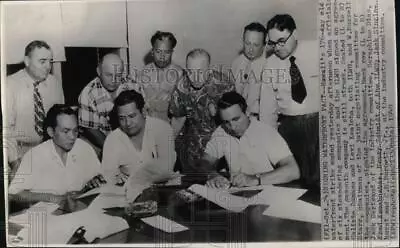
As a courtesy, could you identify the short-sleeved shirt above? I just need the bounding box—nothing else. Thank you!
[78,77,139,135]
[205,120,292,175]
[140,62,183,122]
[169,70,234,169]
[5,69,65,146]
[101,117,176,184]
[8,139,101,195]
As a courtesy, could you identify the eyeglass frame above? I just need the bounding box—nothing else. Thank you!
[267,30,294,48]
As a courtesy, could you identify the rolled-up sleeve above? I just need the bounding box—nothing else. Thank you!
[8,150,35,194]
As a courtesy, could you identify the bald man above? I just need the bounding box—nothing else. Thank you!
[78,53,138,155]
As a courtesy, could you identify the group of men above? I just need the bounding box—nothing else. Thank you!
[5,14,319,208]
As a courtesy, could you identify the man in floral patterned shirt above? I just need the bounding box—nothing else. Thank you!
[169,49,234,173]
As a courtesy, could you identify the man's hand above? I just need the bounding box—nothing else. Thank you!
[231,173,258,187]
[83,174,107,191]
[206,175,231,189]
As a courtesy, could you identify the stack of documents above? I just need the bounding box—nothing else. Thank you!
[189,184,320,224]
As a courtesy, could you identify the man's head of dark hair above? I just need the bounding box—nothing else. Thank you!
[114,90,145,113]
[43,104,77,141]
[266,14,297,32]
[217,91,247,114]
[24,40,51,57]
[151,31,177,49]
[244,22,267,44]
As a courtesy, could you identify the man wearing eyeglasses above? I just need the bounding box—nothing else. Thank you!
[260,14,320,189]
[140,31,183,122]
[231,23,270,124]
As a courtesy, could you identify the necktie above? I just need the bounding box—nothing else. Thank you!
[289,56,307,103]
[33,80,45,137]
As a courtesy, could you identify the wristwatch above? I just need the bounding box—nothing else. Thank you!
[255,174,261,186]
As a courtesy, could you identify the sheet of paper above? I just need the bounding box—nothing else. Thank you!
[9,201,59,223]
[83,212,129,242]
[16,208,129,244]
[244,185,307,206]
[77,183,125,199]
[141,215,189,233]
[263,200,321,224]
[188,184,249,212]
[88,194,127,210]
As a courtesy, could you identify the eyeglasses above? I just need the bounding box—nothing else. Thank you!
[267,31,293,48]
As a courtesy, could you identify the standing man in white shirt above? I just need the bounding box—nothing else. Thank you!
[8,104,104,208]
[231,22,268,121]
[5,40,65,162]
[260,14,320,188]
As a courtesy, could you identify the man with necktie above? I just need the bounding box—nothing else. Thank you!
[260,14,320,189]
[5,40,65,165]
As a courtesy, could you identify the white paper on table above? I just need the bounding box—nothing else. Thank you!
[16,209,85,245]
[17,208,129,245]
[77,183,125,199]
[188,184,249,212]
[244,185,307,206]
[141,215,189,233]
[88,193,127,210]
[9,201,60,223]
[262,199,321,224]
[83,211,129,242]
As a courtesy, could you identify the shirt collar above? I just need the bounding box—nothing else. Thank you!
[47,139,77,167]
[22,68,47,87]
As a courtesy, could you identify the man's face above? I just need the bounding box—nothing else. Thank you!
[220,104,250,138]
[243,30,265,61]
[186,55,210,90]
[152,39,173,69]
[267,28,297,59]
[24,47,53,82]
[50,114,79,152]
[98,57,124,93]
[117,102,145,137]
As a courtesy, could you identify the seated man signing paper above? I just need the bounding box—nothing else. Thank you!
[101,90,177,186]
[8,105,105,210]
[203,92,300,188]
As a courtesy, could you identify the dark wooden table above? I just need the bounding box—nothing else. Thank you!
[8,177,320,244]
[98,180,321,244]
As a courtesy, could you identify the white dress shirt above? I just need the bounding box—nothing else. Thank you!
[231,54,267,114]
[5,69,65,154]
[204,120,292,175]
[9,139,101,195]
[260,40,320,125]
[101,117,176,184]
